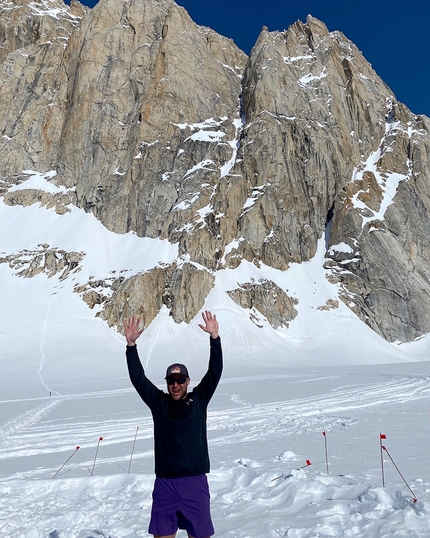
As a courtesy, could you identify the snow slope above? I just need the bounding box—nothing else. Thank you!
[1,172,430,537]
[1,171,429,399]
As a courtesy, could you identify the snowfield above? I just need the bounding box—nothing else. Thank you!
[0,364,429,537]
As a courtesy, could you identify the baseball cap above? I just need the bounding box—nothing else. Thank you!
[165,363,189,379]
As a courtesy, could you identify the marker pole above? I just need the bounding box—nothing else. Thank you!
[380,434,386,487]
[271,459,312,481]
[53,446,80,479]
[127,426,139,473]
[323,431,329,473]
[381,444,417,502]
[91,437,103,476]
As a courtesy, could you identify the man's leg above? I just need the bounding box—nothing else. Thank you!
[177,475,214,538]
[149,478,179,537]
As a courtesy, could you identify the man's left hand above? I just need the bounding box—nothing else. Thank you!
[198,310,219,339]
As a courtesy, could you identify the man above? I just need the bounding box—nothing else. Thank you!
[124,310,223,538]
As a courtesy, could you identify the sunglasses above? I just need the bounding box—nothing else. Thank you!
[166,377,188,385]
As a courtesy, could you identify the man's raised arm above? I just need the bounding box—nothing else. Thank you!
[124,316,159,406]
[196,310,223,402]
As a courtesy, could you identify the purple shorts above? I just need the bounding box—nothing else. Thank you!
[148,475,214,537]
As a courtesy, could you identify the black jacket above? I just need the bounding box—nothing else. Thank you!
[126,336,223,478]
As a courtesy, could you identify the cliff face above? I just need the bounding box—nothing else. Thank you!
[236,17,430,343]
[1,0,429,343]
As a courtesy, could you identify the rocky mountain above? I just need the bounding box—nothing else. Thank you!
[1,0,430,345]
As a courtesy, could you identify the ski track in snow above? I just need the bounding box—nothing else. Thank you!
[1,373,429,470]
[0,369,429,537]
[209,375,430,448]
[0,399,62,446]
[37,296,53,394]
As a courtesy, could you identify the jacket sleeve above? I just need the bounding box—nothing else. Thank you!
[126,345,160,408]
[194,336,223,404]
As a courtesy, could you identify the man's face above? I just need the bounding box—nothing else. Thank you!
[167,376,190,400]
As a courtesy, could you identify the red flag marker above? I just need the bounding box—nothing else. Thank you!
[272,459,312,481]
[297,460,312,469]
[379,433,386,487]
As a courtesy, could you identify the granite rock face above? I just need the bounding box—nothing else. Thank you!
[1,1,430,342]
[325,108,430,342]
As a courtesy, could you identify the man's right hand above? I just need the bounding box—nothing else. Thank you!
[124,316,144,346]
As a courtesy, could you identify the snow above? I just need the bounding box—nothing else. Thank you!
[350,150,408,230]
[0,196,178,284]
[327,242,354,255]
[283,55,314,64]
[0,363,429,537]
[220,118,243,179]
[173,116,242,179]
[348,118,416,231]
[221,238,244,265]
[162,171,174,181]
[28,0,81,23]
[183,159,217,179]
[298,68,328,86]
[242,184,270,212]
[1,167,430,536]
[185,130,226,143]
[9,170,70,195]
[173,118,228,131]
[140,140,159,147]
[173,193,200,211]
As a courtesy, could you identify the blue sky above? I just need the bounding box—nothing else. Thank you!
[71,0,429,117]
